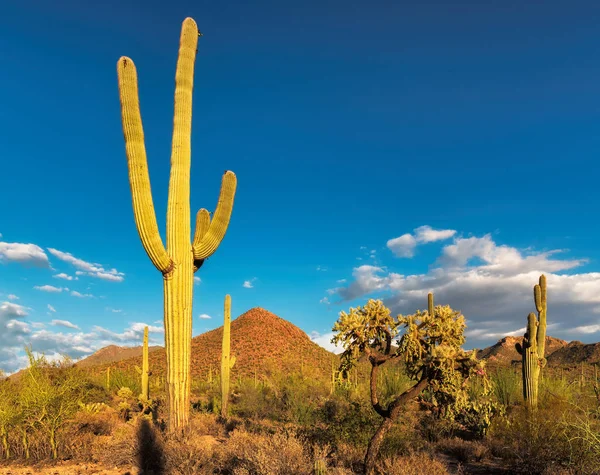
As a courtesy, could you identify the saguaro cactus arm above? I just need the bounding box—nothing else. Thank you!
[535,275,547,360]
[166,18,198,255]
[117,58,173,274]
[193,171,237,261]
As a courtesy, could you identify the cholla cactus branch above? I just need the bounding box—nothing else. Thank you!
[332,296,479,475]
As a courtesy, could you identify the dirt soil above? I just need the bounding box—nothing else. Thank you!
[0,464,137,475]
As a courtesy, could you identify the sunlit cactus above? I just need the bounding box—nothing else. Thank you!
[117,17,237,432]
[221,294,236,417]
[515,274,547,409]
[331,296,480,475]
[135,326,151,400]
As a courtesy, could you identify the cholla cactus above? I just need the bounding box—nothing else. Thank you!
[515,275,547,409]
[331,296,479,475]
[117,17,237,432]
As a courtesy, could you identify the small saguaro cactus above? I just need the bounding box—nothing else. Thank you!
[428,291,434,318]
[135,326,151,400]
[106,366,111,390]
[515,274,547,409]
[221,294,236,418]
[117,17,237,432]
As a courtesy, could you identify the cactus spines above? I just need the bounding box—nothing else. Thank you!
[117,17,237,432]
[135,326,151,400]
[516,274,548,409]
[221,294,236,417]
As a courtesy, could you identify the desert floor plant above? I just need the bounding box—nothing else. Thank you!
[117,17,237,432]
[331,295,481,475]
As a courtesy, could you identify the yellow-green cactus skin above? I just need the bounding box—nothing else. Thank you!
[428,292,434,318]
[117,17,237,432]
[515,274,547,408]
[136,326,151,400]
[221,294,236,417]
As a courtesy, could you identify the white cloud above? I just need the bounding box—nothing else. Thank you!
[34,285,64,293]
[320,297,330,305]
[51,319,80,330]
[47,248,125,282]
[198,313,212,320]
[316,266,328,272]
[47,304,56,313]
[70,291,94,298]
[106,307,122,313]
[387,234,417,258]
[0,301,167,373]
[0,242,50,267]
[243,278,257,289]
[7,294,18,301]
[387,225,457,258]
[310,331,344,354]
[194,276,201,284]
[53,273,76,281]
[332,232,600,347]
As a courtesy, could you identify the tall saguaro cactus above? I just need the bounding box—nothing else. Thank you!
[117,17,237,432]
[221,294,236,417]
[515,274,547,409]
[136,326,151,400]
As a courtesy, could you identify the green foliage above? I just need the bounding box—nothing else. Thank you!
[490,366,521,407]
[0,378,19,459]
[18,348,88,459]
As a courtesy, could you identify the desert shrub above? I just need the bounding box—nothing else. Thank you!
[92,421,136,467]
[309,396,380,448]
[490,366,521,408]
[0,378,19,459]
[379,408,428,457]
[488,404,600,474]
[376,453,451,475]
[279,373,326,425]
[232,379,281,420]
[218,428,313,475]
[436,437,489,463]
[110,368,141,397]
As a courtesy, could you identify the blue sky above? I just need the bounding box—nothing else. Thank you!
[1,0,600,372]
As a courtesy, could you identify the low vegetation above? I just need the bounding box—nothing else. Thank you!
[1,303,599,474]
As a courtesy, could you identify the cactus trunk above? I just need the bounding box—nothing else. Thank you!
[141,325,150,400]
[515,275,547,409]
[221,294,235,418]
[117,17,237,433]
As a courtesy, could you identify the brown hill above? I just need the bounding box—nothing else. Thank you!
[75,344,162,368]
[547,341,600,366]
[96,307,337,382]
[477,336,568,366]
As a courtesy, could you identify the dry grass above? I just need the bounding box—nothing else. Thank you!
[376,453,451,475]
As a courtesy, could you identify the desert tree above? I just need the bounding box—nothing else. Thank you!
[331,297,480,475]
[0,377,19,459]
[19,348,86,459]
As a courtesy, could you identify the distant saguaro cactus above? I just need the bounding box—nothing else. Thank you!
[117,17,237,432]
[221,294,236,417]
[515,274,547,409]
[136,326,151,400]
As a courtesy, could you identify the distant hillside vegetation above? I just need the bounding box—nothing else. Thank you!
[477,336,568,366]
[90,307,338,382]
